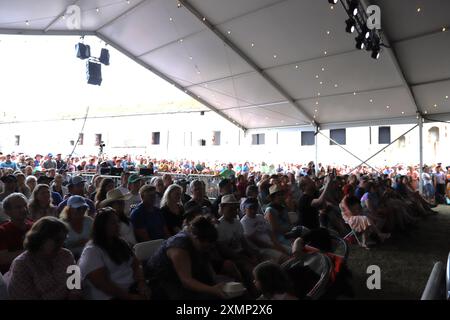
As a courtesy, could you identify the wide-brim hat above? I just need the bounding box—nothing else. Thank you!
[269,184,284,196]
[99,188,133,208]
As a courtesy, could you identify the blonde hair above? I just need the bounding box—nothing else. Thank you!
[160,184,182,208]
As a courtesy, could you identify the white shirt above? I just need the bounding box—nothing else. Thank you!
[78,243,135,300]
[124,193,142,217]
[120,221,136,246]
[240,214,273,247]
[217,217,244,253]
[65,216,93,258]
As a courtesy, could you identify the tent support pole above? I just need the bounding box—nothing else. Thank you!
[419,116,424,194]
[314,125,319,176]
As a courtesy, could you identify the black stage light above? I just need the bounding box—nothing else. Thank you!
[371,48,381,60]
[86,61,102,86]
[345,18,356,33]
[328,0,338,4]
[348,0,359,16]
[75,43,90,60]
[355,34,365,50]
[362,25,371,39]
[99,48,110,65]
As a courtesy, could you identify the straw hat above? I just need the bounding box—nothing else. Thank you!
[99,188,133,208]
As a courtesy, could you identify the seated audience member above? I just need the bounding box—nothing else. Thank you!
[146,216,226,300]
[28,184,58,221]
[88,175,103,202]
[254,261,297,300]
[174,179,191,205]
[240,198,289,263]
[57,176,95,217]
[0,193,33,274]
[211,179,232,217]
[98,189,136,246]
[264,185,293,247]
[78,208,150,300]
[150,177,165,208]
[354,176,369,200]
[130,185,169,242]
[217,195,259,295]
[94,178,115,209]
[124,174,143,216]
[239,185,261,218]
[162,174,173,191]
[117,172,131,196]
[0,175,18,202]
[60,196,94,260]
[25,176,37,194]
[15,173,31,199]
[160,184,185,236]
[51,174,69,200]
[184,180,213,218]
[340,195,390,248]
[37,176,63,207]
[7,217,80,300]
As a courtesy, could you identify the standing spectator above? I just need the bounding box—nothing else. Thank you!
[7,217,79,300]
[421,166,435,203]
[55,153,67,172]
[28,184,58,221]
[84,158,97,173]
[78,208,150,300]
[434,166,446,204]
[0,193,33,274]
[42,154,57,170]
[0,154,18,171]
[130,185,169,242]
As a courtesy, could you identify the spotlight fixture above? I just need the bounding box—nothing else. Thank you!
[328,0,338,4]
[371,48,380,60]
[362,25,371,39]
[86,61,102,86]
[75,43,90,60]
[99,48,110,65]
[348,0,359,16]
[355,34,365,50]
[345,18,356,33]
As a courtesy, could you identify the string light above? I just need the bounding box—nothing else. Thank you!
[25,20,29,26]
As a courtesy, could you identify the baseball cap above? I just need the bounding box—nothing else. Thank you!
[48,153,53,158]
[242,198,258,209]
[128,174,143,184]
[67,195,88,209]
[68,176,85,186]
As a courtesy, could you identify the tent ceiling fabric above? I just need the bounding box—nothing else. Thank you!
[0,0,449,130]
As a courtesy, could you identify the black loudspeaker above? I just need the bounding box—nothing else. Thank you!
[99,48,110,65]
[100,167,110,175]
[86,61,102,86]
[110,167,124,176]
[139,168,154,176]
[75,43,91,60]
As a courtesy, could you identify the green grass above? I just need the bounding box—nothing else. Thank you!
[346,205,450,300]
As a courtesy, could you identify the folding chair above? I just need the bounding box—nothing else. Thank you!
[343,224,363,247]
[133,239,165,263]
[0,272,8,300]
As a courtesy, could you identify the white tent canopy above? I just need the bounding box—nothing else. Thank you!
[0,0,449,131]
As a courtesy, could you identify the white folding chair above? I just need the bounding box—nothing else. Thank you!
[0,272,8,300]
[343,225,363,247]
[133,239,165,263]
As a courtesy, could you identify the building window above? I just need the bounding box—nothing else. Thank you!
[330,129,346,145]
[78,133,84,145]
[252,133,265,145]
[199,139,206,146]
[95,134,102,146]
[378,126,391,144]
[70,140,75,146]
[152,132,160,145]
[212,131,221,146]
[14,135,20,146]
[301,131,315,146]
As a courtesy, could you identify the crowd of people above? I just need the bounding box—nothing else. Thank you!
[0,150,447,300]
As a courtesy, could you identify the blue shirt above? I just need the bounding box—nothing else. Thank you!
[52,191,63,207]
[0,161,17,170]
[130,203,166,240]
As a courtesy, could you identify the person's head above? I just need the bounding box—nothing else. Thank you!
[120,171,131,186]
[96,178,115,202]
[253,261,292,298]
[175,179,188,193]
[151,177,164,194]
[359,177,369,189]
[128,174,143,193]
[2,193,28,223]
[5,154,11,162]
[31,184,52,208]
[246,185,258,199]
[298,176,315,194]
[62,195,88,223]
[54,174,64,186]
[68,176,86,196]
[268,185,285,204]
[47,168,56,178]
[161,184,182,208]
[24,216,68,257]
[1,175,18,193]
[218,178,232,195]
[162,174,173,189]
[14,173,26,186]
[92,207,120,241]
[139,185,157,207]
[188,216,218,253]
[219,194,240,221]
[24,166,33,176]
[26,175,37,193]
[227,163,233,170]
[243,198,259,218]
[345,196,362,215]
[190,180,204,201]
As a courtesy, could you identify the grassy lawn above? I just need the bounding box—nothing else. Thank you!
[346,205,450,300]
